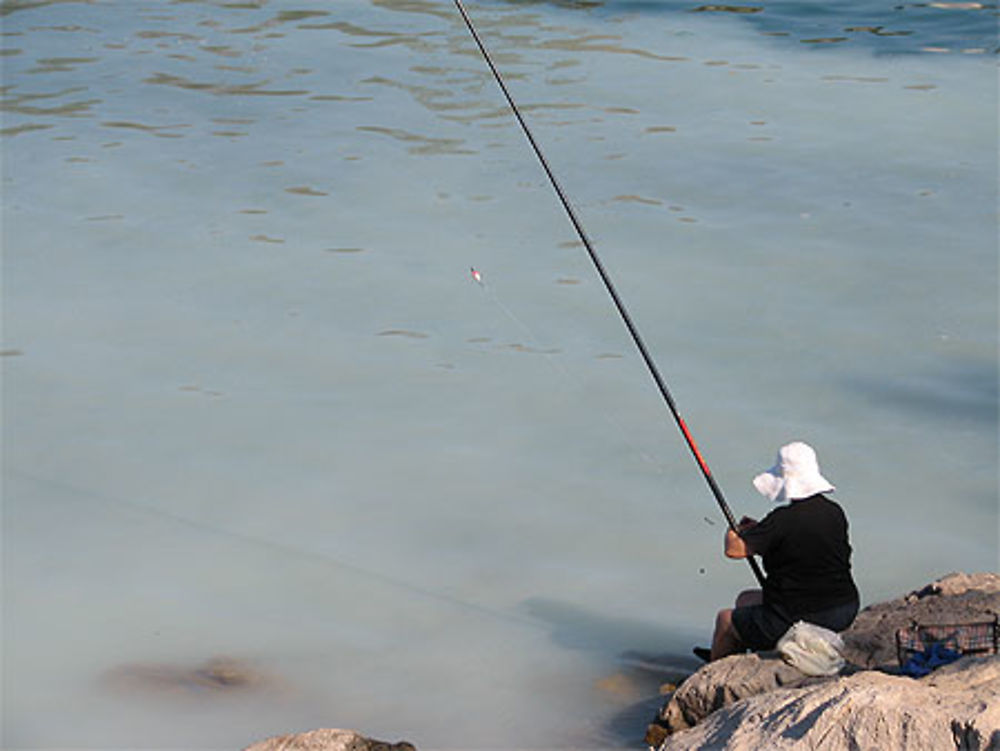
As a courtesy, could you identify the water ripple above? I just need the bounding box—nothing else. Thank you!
[0,86,98,117]
[143,72,309,97]
[356,124,476,155]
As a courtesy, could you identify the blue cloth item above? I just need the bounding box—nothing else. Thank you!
[900,641,962,677]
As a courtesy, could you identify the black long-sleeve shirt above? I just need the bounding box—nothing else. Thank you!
[741,494,859,616]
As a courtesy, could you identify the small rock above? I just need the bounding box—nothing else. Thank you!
[243,728,416,751]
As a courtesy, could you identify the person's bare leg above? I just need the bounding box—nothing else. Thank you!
[710,589,763,660]
[710,608,742,660]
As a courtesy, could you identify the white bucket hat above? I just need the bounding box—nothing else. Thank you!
[753,442,834,503]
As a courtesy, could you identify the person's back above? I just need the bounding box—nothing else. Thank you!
[743,493,858,619]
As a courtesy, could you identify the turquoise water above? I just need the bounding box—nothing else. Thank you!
[2,0,997,748]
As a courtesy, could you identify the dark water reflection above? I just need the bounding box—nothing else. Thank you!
[1,0,994,140]
[846,359,999,425]
[492,0,998,53]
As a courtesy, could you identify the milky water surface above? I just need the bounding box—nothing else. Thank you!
[2,0,997,749]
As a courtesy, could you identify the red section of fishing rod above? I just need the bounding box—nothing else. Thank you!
[453,0,765,587]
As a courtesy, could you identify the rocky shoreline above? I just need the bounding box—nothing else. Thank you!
[645,571,1000,750]
[244,572,1000,751]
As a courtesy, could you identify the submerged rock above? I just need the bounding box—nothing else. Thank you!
[103,655,270,696]
[243,728,416,751]
[647,572,1000,750]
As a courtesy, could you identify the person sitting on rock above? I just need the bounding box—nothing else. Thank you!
[697,441,860,662]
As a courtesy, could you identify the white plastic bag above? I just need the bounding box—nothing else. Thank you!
[777,621,846,676]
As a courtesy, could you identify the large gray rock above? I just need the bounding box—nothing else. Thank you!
[648,652,834,741]
[243,728,416,751]
[656,655,1000,751]
[843,571,1000,669]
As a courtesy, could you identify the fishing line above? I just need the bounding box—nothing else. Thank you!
[9,469,542,630]
[453,0,765,586]
[470,267,665,474]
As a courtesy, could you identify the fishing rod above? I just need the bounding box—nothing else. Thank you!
[453,0,765,587]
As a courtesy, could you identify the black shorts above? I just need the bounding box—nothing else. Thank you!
[731,599,859,652]
[731,602,791,651]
